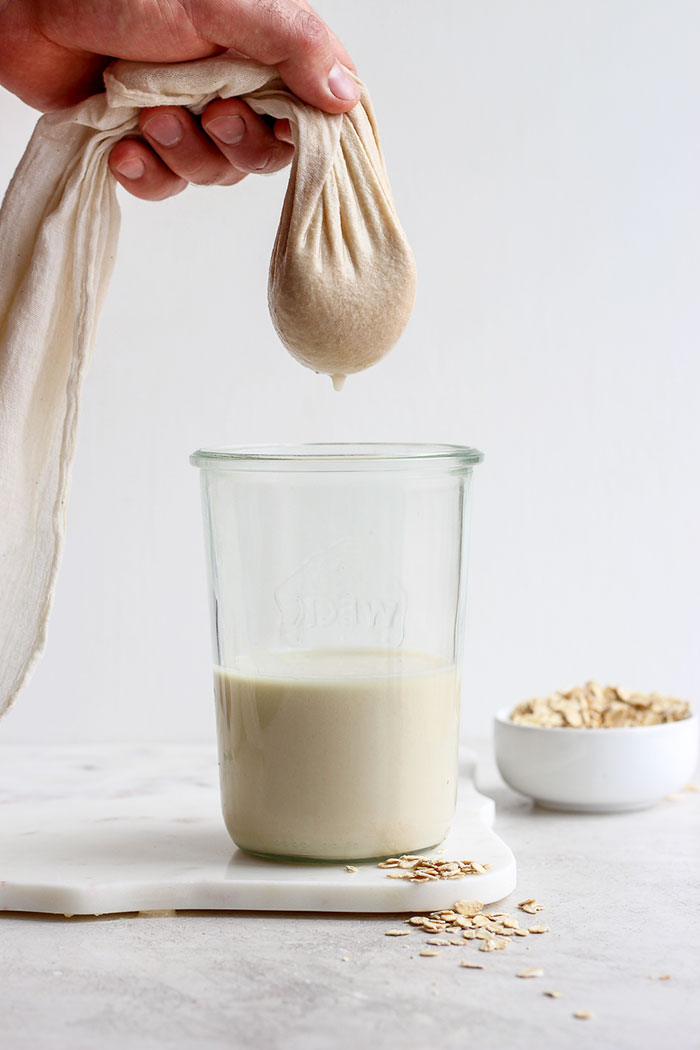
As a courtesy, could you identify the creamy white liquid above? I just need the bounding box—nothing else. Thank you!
[214,649,460,860]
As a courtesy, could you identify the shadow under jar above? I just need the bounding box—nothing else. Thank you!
[190,443,483,862]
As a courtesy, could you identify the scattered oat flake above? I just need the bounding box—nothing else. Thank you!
[479,936,508,952]
[377,855,489,883]
[544,990,562,998]
[665,793,685,802]
[498,916,520,929]
[454,900,483,917]
[345,865,358,873]
[658,974,671,981]
[519,899,545,914]
[516,968,544,979]
[391,899,553,966]
[683,782,699,792]
[341,956,349,962]
[460,961,485,969]
[573,1010,592,1020]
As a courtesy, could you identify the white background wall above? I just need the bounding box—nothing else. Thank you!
[1,0,699,744]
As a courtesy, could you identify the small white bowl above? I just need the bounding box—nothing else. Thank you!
[493,709,699,812]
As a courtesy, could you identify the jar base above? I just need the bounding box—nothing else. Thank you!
[234,839,445,865]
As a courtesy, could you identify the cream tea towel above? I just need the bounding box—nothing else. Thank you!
[0,55,415,718]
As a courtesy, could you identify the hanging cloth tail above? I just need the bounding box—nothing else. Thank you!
[0,64,277,723]
[0,109,121,719]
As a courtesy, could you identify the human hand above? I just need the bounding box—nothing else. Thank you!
[0,0,358,200]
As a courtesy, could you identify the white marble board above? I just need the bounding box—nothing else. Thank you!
[0,745,516,915]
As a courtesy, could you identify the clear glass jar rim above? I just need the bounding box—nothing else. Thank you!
[190,443,484,471]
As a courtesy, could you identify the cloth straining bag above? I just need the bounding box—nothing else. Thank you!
[0,55,416,718]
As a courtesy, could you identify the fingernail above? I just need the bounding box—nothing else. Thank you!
[328,63,360,102]
[274,120,294,145]
[205,115,246,145]
[143,114,183,147]
[113,157,145,180]
[251,150,274,173]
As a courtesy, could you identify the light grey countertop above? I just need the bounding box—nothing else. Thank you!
[1,743,698,1050]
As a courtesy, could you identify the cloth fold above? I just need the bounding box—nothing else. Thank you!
[0,55,415,718]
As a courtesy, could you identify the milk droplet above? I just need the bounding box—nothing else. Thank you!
[331,374,346,392]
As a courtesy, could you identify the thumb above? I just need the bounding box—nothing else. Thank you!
[189,0,360,114]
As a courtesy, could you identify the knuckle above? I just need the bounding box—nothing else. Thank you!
[293,10,329,54]
[263,148,292,173]
[193,175,225,187]
[156,179,187,201]
[181,160,228,186]
[252,149,275,172]
[252,0,294,57]
[109,137,139,162]
[137,106,170,132]
[220,170,247,187]
[202,97,249,121]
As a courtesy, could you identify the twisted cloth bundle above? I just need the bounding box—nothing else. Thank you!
[0,55,416,718]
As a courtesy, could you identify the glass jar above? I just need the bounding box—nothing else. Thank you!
[190,444,484,861]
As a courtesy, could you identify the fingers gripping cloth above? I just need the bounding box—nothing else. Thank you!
[0,56,416,718]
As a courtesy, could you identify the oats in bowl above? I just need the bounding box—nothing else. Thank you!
[509,681,691,729]
[495,684,698,812]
